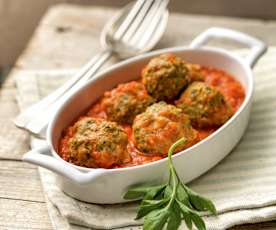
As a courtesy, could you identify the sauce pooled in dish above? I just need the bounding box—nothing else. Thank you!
[59,54,245,169]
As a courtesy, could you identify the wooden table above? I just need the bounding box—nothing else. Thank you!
[2,3,276,229]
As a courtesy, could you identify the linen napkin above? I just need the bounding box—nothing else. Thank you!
[15,48,276,230]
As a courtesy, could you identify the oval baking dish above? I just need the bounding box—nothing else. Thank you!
[23,27,266,204]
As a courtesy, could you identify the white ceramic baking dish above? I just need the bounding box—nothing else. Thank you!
[23,27,266,204]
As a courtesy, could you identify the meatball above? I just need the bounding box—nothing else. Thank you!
[175,81,233,128]
[101,81,155,124]
[132,102,198,155]
[67,117,129,168]
[186,63,204,82]
[142,54,189,101]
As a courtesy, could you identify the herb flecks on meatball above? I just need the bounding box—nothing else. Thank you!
[176,81,233,128]
[67,117,129,168]
[142,54,189,101]
[101,81,155,124]
[132,102,198,155]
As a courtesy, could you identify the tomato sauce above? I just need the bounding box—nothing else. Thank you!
[59,66,245,168]
[201,67,245,112]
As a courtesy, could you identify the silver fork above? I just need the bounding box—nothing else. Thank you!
[14,0,169,137]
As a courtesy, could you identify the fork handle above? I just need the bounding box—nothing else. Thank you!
[14,49,112,128]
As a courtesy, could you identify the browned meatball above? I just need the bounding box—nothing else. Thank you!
[66,117,130,168]
[142,54,190,101]
[175,81,233,128]
[132,102,198,155]
[186,63,204,82]
[101,81,155,124]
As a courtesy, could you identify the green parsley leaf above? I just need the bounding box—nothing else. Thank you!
[176,184,191,207]
[177,200,193,230]
[190,212,206,230]
[136,198,169,219]
[185,186,217,215]
[166,203,182,230]
[143,207,170,230]
[124,184,166,200]
[164,185,173,199]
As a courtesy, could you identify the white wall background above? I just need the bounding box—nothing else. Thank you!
[0,0,275,67]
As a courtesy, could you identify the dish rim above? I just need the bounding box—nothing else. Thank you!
[47,46,253,173]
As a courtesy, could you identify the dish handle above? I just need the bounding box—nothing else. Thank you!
[189,27,267,68]
[22,145,107,184]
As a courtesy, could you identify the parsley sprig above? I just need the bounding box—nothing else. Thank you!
[124,138,217,230]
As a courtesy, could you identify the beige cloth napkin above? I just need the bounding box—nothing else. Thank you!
[15,48,276,230]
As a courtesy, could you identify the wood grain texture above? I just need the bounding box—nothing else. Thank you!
[16,4,276,70]
[0,74,30,160]
[0,161,45,202]
[3,3,276,230]
[0,198,52,230]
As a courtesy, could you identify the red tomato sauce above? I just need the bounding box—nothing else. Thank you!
[59,66,245,168]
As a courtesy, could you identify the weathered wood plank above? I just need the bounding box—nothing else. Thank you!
[0,74,30,160]
[16,4,276,70]
[0,198,52,230]
[0,161,45,202]
[0,118,29,160]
